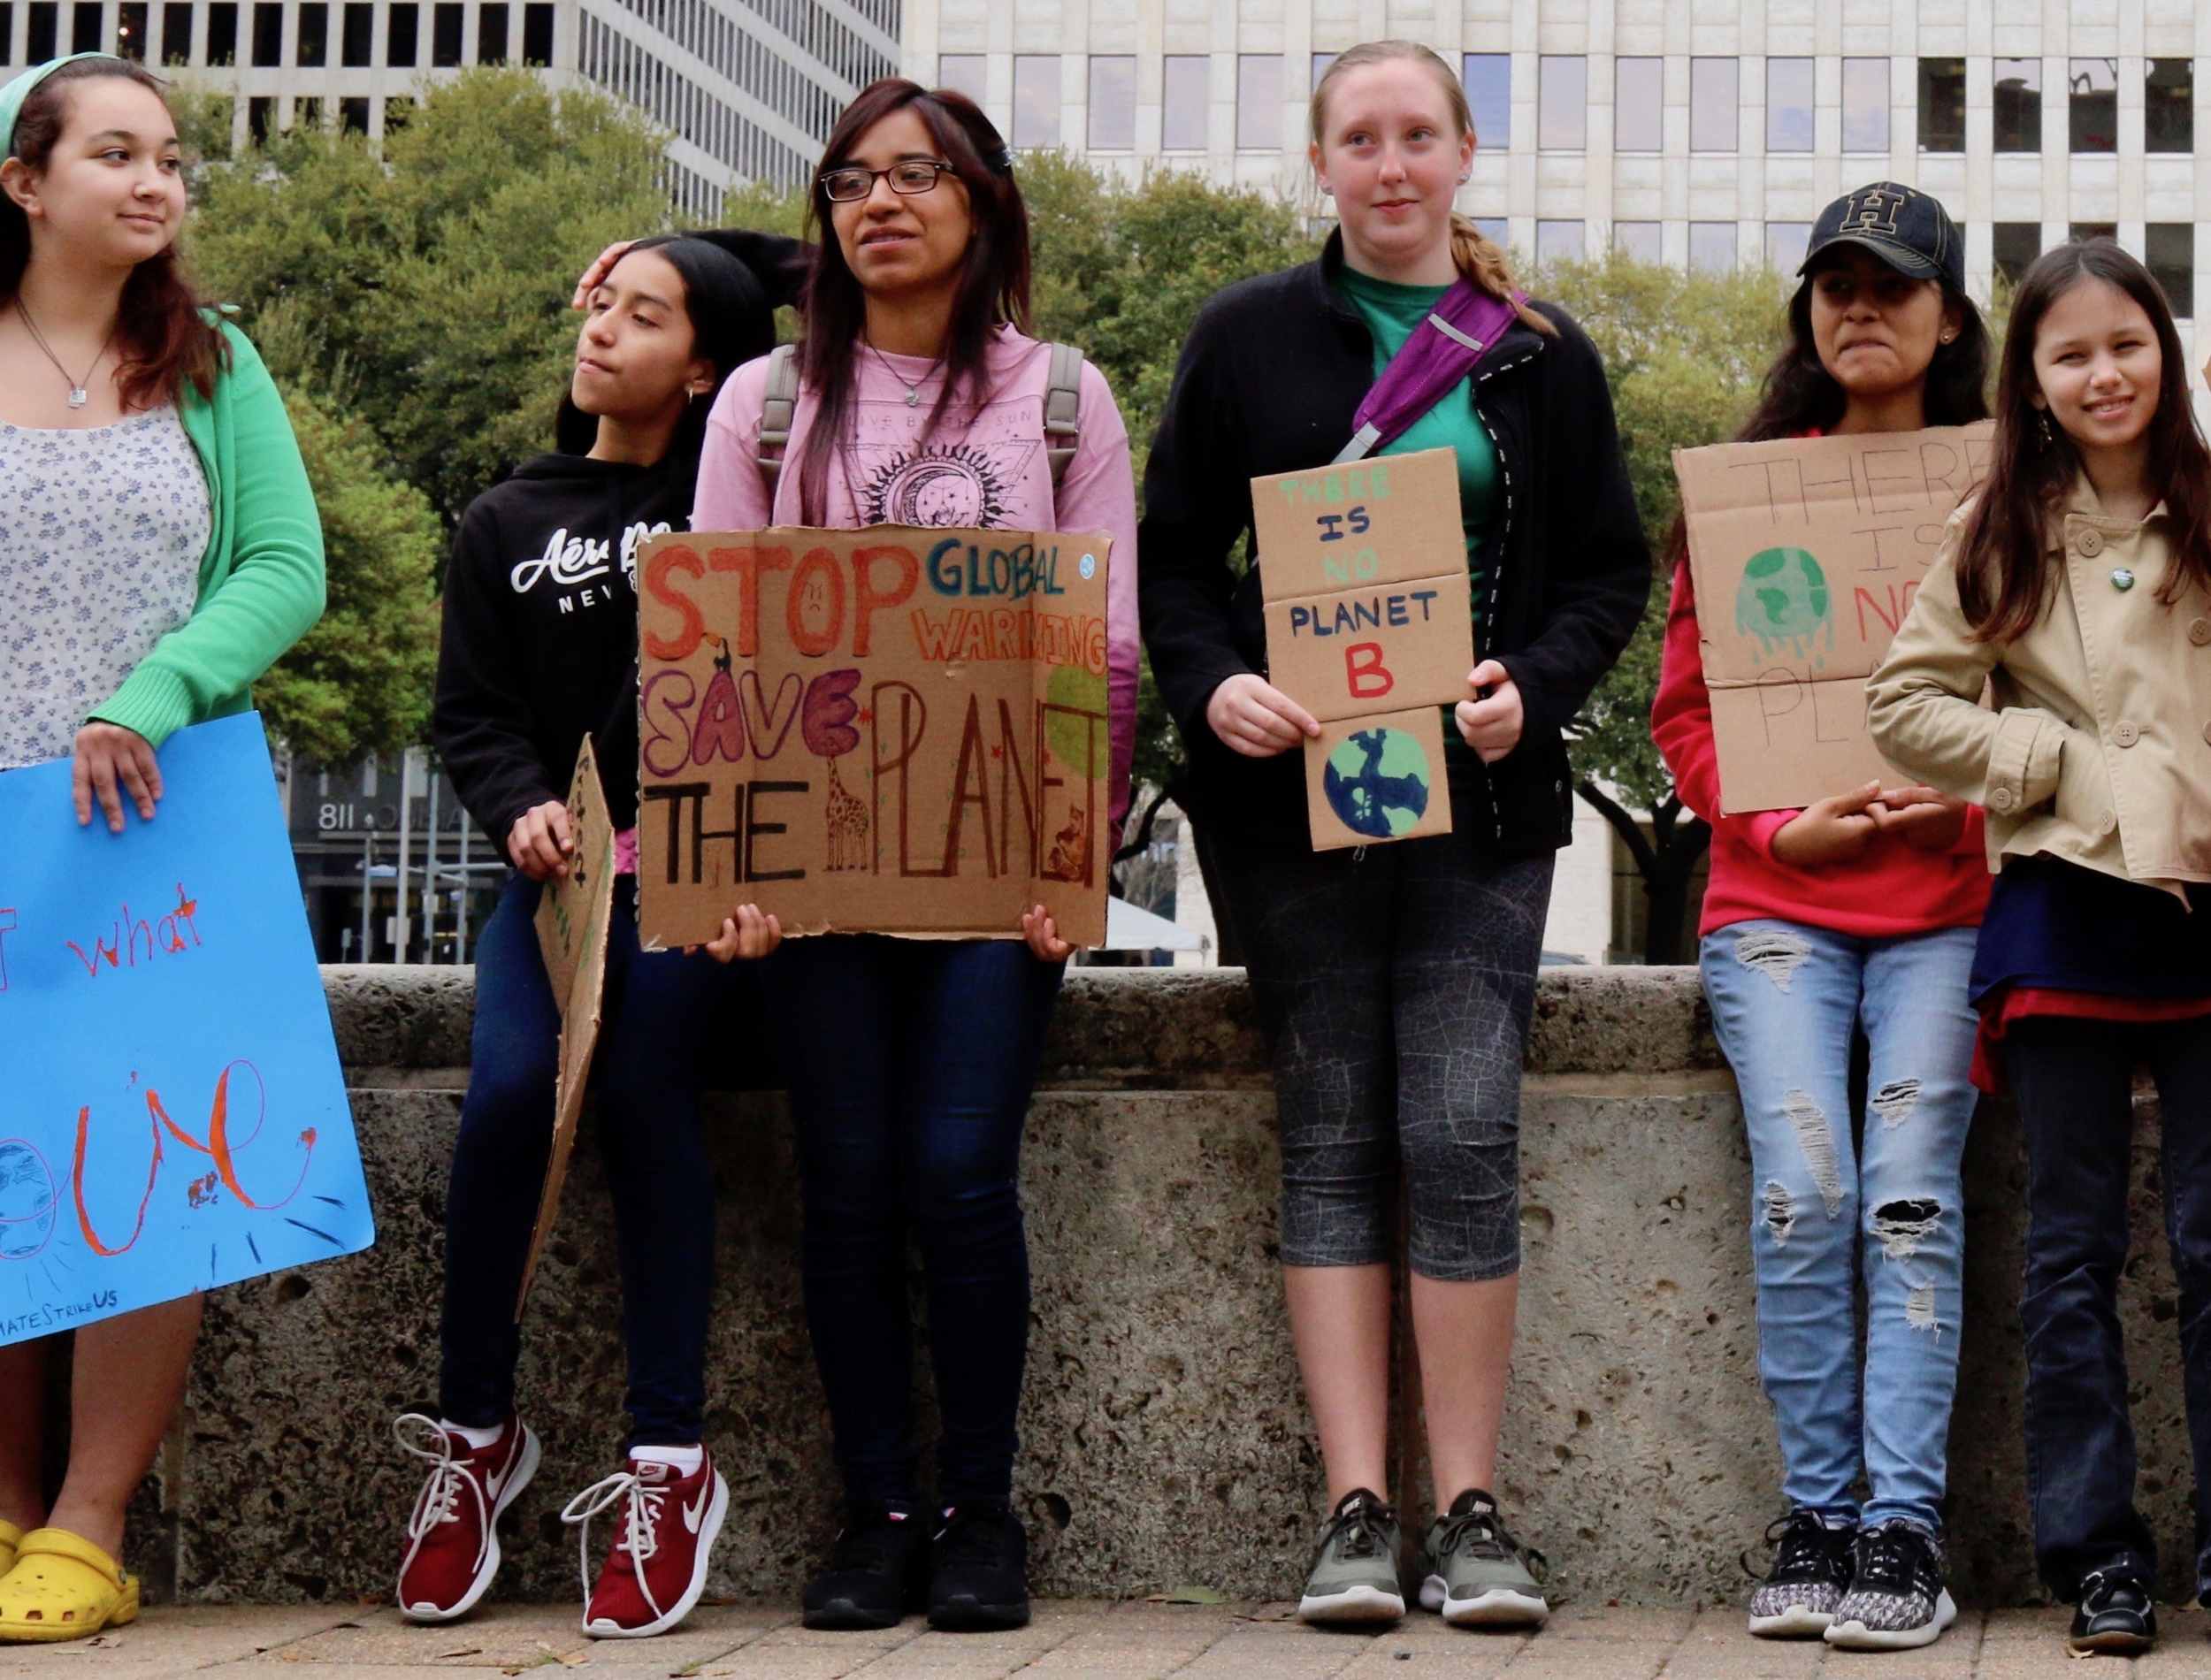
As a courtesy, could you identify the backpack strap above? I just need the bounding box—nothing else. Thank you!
[1044,341,1083,490]
[756,342,800,496]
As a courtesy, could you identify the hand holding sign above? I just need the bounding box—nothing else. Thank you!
[1454,660,1523,764]
[1205,673,1321,758]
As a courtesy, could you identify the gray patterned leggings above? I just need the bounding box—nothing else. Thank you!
[1212,836,1554,1282]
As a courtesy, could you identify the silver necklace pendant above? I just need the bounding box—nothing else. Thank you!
[66,386,88,409]
[903,386,920,407]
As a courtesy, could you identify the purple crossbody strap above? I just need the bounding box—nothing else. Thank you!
[1332,282,1527,465]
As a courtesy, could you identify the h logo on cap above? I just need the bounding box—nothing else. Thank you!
[1843,187,1906,236]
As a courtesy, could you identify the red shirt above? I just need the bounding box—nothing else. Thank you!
[1650,561,1993,939]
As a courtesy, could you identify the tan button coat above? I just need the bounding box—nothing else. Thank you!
[1865,478,2211,897]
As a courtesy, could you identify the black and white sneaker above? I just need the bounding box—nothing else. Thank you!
[2068,1568,2156,1656]
[1824,1519,1956,1651]
[926,1504,1029,1631]
[802,1504,926,1630]
[1747,1509,1855,1638]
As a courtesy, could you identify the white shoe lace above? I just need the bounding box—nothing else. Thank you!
[394,1413,492,1591]
[561,1469,669,1626]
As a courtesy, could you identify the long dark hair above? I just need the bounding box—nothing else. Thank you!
[1,58,225,408]
[1956,236,2211,642]
[794,78,1031,522]
[1665,248,1991,577]
[555,233,777,483]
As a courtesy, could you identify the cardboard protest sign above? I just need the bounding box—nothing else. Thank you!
[516,737,617,1317]
[1251,448,1473,848]
[1674,424,1993,813]
[0,714,372,1346]
[634,526,1113,948]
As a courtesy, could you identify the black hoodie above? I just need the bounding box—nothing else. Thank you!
[433,450,690,849]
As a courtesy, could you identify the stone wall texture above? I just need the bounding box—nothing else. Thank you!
[111,966,2200,1610]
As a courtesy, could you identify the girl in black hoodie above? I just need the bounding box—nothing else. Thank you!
[394,234,791,1639]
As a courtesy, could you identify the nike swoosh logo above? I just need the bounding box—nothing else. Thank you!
[682,1480,712,1534]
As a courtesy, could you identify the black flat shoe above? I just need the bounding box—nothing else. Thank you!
[2068,1568,2157,1656]
[927,1504,1029,1630]
[802,1505,926,1630]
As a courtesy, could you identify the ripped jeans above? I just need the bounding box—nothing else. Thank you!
[1700,919,1981,1531]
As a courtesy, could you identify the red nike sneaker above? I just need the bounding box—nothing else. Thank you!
[561,1452,728,1638]
[393,1411,541,1623]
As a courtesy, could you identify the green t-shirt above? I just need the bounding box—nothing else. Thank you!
[1329,264,1503,624]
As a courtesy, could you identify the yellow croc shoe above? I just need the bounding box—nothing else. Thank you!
[0,1522,20,1577]
[0,1529,140,1643]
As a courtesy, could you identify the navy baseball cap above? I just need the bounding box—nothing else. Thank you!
[1799,181,1965,295]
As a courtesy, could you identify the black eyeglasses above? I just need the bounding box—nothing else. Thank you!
[820,159,955,202]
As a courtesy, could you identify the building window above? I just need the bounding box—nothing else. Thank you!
[476,2,504,62]
[1767,57,1813,152]
[1765,222,1813,274]
[1472,218,1507,244]
[1310,52,1333,95]
[2146,60,2192,153]
[2070,222,2117,244]
[386,3,416,66]
[1012,55,1059,149]
[520,1,548,63]
[69,0,97,50]
[2148,224,2193,318]
[1993,223,2041,287]
[1917,58,1964,152]
[249,0,277,63]
[296,2,325,64]
[117,0,146,57]
[340,95,369,133]
[1236,54,1280,150]
[1614,57,1660,152]
[0,4,11,64]
[1087,56,1133,150]
[161,2,190,63]
[431,1,459,65]
[340,3,370,64]
[1535,219,1584,264]
[1162,55,1207,151]
[1614,220,1661,263]
[1538,56,1586,151]
[1842,57,1888,152]
[1994,58,2041,153]
[1689,58,1738,152]
[1690,221,1736,273]
[295,95,322,130]
[1462,52,1508,149]
[248,95,273,142]
[26,0,55,60]
[935,54,983,103]
[2069,57,2117,153]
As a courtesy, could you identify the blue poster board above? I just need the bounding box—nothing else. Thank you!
[0,714,373,1343]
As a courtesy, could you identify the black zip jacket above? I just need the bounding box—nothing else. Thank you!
[433,452,692,850]
[1139,233,1650,853]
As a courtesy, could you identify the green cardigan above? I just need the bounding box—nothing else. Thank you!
[88,318,325,747]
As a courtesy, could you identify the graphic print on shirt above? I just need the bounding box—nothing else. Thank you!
[509,519,669,615]
[846,394,1039,530]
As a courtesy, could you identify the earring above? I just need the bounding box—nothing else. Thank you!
[2038,409,2055,444]
[1939,332,1955,343]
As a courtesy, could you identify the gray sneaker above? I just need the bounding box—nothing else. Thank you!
[1417,1490,1549,1628]
[1297,1489,1404,1624]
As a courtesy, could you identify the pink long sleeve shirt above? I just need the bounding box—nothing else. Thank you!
[693,326,1142,826]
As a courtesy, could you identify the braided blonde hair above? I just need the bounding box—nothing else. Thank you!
[1311,40,1557,339]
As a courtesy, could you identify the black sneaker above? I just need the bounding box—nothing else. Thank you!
[1747,1508,1855,1638]
[801,1504,926,1630]
[927,1504,1029,1630]
[1824,1519,1957,1650]
[2069,1568,2156,1656]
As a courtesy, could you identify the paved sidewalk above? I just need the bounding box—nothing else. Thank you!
[0,1601,2202,1680]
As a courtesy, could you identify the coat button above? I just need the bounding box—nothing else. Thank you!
[2192,617,2211,645]
[2100,810,2117,836]
[2077,528,2105,557]
[1989,786,2017,812]
[2114,720,2140,747]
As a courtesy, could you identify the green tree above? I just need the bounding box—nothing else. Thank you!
[1539,250,1791,960]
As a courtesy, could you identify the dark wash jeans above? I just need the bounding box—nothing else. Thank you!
[763,934,1064,1509]
[439,872,741,1447]
[2006,1013,2211,1602]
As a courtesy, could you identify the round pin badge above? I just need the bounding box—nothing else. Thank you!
[1079,553,1096,579]
[2112,568,2136,592]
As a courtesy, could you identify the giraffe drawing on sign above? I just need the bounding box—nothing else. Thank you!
[824,759,868,871]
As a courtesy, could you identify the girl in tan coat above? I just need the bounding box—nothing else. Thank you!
[1867,238,2211,1659]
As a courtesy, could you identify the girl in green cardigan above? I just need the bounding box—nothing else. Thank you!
[0,55,323,1641]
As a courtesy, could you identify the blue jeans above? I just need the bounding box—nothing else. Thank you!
[439,873,742,1447]
[763,935,1064,1508]
[1700,919,1981,1531]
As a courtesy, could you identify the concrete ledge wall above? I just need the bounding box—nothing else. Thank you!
[130,967,2199,1608]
